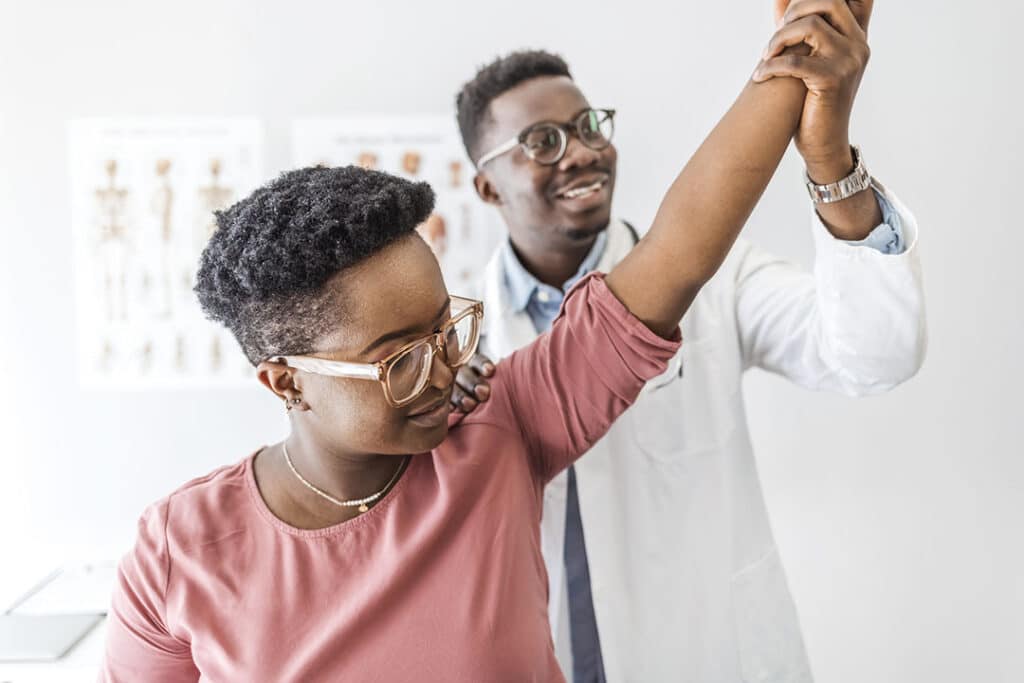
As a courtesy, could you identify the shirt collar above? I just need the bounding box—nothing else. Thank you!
[500,229,609,314]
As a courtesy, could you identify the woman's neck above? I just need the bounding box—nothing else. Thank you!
[255,434,409,529]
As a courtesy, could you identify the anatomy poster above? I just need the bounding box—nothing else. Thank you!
[291,117,504,297]
[69,119,264,388]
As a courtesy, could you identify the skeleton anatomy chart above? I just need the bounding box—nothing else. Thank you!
[69,119,264,388]
[291,117,504,296]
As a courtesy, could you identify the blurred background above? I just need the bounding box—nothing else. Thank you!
[0,1,1021,681]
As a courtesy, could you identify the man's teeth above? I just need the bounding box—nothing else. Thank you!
[561,180,604,199]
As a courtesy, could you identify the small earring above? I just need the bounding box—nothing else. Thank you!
[285,397,302,411]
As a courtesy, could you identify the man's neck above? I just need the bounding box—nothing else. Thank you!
[510,231,602,289]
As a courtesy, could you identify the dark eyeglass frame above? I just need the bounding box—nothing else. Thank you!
[476,108,616,167]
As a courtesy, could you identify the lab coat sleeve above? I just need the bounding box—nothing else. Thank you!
[735,183,926,396]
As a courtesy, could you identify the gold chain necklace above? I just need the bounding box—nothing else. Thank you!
[282,443,409,514]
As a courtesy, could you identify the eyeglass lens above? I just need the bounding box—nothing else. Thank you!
[386,311,479,403]
[523,109,614,165]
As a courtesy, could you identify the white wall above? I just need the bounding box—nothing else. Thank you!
[1,1,1020,681]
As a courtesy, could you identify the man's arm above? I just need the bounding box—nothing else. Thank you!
[734,0,926,391]
[735,187,925,396]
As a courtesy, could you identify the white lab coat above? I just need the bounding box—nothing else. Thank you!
[476,185,926,683]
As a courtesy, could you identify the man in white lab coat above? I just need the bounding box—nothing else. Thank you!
[451,3,925,682]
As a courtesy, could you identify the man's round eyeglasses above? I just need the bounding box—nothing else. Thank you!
[476,108,616,167]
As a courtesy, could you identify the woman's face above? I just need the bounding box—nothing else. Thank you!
[280,233,459,457]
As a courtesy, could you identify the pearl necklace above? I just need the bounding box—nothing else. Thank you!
[282,442,409,514]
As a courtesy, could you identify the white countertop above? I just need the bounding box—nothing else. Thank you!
[0,556,112,682]
[0,617,105,683]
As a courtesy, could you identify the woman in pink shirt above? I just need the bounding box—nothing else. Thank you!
[102,54,812,681]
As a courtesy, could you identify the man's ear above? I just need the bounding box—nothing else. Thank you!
[473,171,502,207]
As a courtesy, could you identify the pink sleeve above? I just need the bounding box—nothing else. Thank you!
[500,273,681,482]
[99,501,200,683]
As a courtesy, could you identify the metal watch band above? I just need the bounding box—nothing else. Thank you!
[805,145,872,205]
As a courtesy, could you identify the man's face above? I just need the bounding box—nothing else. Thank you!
[474,76,617,251]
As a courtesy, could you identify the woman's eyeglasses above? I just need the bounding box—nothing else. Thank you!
[275,296,484,408]
[476,108,616,167]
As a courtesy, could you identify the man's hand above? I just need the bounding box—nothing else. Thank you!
[451,353,495,413]
[758,0,872,166]
[756,0,882,239]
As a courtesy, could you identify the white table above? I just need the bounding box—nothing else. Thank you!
[0,618,105,683]
[0,556,111,683]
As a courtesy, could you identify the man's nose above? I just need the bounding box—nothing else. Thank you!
[557,134,601,173]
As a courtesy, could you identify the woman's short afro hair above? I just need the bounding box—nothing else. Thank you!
[194,165,435,365]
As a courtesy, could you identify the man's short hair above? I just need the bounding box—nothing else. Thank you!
[455,49,572,164]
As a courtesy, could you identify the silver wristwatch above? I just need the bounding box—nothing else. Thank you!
[805,145,872,205]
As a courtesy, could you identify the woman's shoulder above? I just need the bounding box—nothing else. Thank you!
[137,452,257,550]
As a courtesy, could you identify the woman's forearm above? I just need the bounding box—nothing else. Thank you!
[606,74,806,337]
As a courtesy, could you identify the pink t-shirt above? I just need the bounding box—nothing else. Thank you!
[101,274,680,682]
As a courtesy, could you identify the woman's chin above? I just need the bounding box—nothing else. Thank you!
[403,421,450,453]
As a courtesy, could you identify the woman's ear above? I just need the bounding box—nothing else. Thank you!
[257,359,306,410]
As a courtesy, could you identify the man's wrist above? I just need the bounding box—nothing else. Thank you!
[804,143,883,240]
[803,143,855,185]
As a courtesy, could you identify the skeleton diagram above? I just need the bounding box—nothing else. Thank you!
[401,151,422,177]
[196,158,233,252]
[210,336,223,373]
[140,340,154,374]
[174,335,187,373]
[94,159,131,324]
[449,160,463,188]
[151,159,174,318]
[416,213,448,260]
[356,151,379,170]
